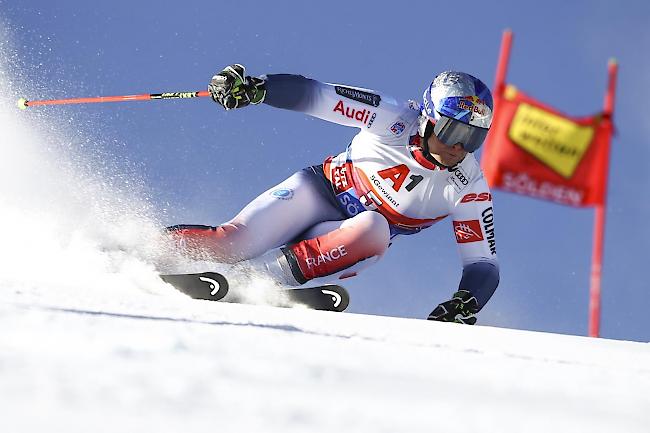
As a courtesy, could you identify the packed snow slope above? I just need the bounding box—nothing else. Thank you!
[2,287,650,433]
[1,41,649,433]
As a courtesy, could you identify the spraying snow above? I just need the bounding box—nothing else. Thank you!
[0,47,178,308]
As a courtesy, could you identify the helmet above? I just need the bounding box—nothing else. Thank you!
[419,71,493,153]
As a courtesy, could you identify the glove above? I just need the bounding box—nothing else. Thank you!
[208,64,266,110]
[427,289,479,325]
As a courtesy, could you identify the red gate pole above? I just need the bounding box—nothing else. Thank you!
[588,59,618,337]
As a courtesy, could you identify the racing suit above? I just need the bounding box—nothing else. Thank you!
[170,74,499,311]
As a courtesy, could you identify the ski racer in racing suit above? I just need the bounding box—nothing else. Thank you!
[168,64,500,324]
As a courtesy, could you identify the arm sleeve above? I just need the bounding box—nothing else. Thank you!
[261,73,417,135]
[446,174,500,310]
[459,261,499,310]
[262,74,318,111]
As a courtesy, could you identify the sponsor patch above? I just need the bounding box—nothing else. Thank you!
[377,164,410,192]
[270,188,294,200]
[389,120,406,136]
[458,95,488,116]
[509,103,594,178]
[333,100,375,125]
[332,164,353,194]
[502,171,583,206]
[460,192,492,203]
[447,167,470,193]
[370,174,399,208]
[366,112,377,129]
[481,207,497,255]
[337,191,363,217]
[334,86,381,107]
[453,220,484,243]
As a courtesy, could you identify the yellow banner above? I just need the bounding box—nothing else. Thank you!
[508,103,595,178]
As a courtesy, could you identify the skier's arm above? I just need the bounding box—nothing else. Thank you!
[428,262,499,324]
[428,181,500,324]
[262,73,410,133]
[260,74,318,111]
[207,64,415,134]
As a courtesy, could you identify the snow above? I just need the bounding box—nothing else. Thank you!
[1,40,649,433]
[2,289,649,433]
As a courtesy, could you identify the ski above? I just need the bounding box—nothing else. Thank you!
[160,271,349,312]
[160,272,230,301]
[266,285,350,312]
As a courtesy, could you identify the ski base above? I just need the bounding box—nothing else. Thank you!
[160,272,349,312]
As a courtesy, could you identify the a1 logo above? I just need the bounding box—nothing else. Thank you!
[377,164,423,192]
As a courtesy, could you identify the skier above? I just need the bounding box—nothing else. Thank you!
[167,64,499,324]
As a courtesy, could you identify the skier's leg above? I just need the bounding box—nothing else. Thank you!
[167,167,345,263]
[252,210,391,285]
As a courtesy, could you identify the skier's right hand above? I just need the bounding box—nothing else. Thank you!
[427,290,479,325]
[208,64,266,110]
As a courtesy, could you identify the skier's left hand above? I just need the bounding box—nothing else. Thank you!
[208,64,266,110]
[427,289,479,324]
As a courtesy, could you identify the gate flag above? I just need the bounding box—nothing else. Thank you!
[481,30,617,338]
[481,85,613,207]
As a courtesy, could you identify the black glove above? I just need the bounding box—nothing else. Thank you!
[428,289,479,325]
[208,64,266,110]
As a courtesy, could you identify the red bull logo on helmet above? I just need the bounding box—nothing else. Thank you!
[462,95,487,105]
[458,96,487,116]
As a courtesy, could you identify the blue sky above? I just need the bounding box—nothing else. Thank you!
[2,0,649,341]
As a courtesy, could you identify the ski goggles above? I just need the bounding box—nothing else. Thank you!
[433,115,489,153]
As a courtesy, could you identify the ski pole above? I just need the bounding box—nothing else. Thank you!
[16,90,211,110]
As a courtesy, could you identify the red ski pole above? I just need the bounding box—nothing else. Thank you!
[17,90,211,110]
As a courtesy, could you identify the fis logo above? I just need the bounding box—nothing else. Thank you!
[389,121,406,136]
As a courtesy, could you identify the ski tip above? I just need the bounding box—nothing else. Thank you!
[160,272,230,301]
[320,286,349,312]
[17,98,29,110]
